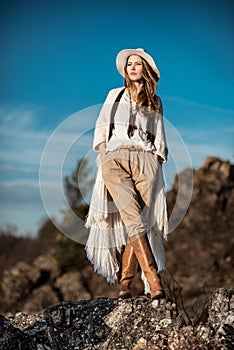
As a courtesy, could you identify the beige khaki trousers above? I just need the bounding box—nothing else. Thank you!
[102,147,160,242]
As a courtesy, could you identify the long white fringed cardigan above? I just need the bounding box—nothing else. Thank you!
[85,87,168,286]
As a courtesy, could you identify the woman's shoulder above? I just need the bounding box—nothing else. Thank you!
[105,87,125,100]
[109,86,125,93]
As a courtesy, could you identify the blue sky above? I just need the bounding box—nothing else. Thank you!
[0,0,233,235]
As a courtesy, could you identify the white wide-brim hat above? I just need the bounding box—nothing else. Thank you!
[116,48,160,79]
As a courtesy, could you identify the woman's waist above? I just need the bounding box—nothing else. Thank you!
[107,145,155,154]
[117,145,147,152]
[106,139,155,153]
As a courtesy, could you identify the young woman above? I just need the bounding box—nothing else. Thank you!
[85,48,168,299]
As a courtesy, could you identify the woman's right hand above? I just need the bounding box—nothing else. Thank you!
[98,142,107,163]
[100,151,107,162]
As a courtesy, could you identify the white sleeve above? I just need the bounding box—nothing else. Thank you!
[154,115,168,163]
[93,91,111,151]
[153,97,168,163]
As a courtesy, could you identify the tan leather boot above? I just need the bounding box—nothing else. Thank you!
[119,243,138,298]
[130,234,164,299]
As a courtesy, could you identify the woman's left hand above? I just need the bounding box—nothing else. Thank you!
[154,154,163,163]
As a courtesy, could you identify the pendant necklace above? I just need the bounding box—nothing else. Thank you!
[128,93,138,138]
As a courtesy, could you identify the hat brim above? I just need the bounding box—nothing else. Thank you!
[116,48,160,79]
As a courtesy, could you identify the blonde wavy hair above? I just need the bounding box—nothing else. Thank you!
[124,56,162,114]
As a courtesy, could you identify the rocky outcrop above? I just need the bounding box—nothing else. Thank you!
[166,157,234,314]
[0,288,233,350]
[167,156,234,225]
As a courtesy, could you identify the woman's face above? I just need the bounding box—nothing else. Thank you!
[126,55,143,82]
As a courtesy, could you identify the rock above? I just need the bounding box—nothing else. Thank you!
[1,261,41,304]
[81,265,119,298]
[166,157,234,318]
[0,314,34,350]
[205,288,234,348]
[33,255,57,271]
[33,254,59,284]
[195,288,234,349]
[0,288,233,349]
[33,254,59,282]
[6,312,44,331]
[0,256,61,314]
[22,284,60,314]
[54,271,91,300]
[203,157,232,180]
